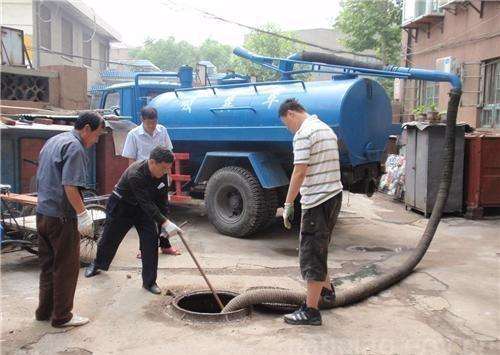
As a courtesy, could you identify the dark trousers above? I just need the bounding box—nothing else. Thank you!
[36,214,80,326]
[299,193,342,282]
[94,194,159,287]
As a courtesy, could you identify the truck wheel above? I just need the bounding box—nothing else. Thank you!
[258,188,278,231]
[205,166,267,238]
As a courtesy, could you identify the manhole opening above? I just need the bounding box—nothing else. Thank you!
[177,292,235,313]
[171,290,250,322]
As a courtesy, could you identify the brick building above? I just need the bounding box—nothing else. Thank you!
[399,0,500,128]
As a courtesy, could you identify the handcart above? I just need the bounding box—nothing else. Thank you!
[1,184,107,266]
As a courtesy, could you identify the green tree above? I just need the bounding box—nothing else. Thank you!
[198,39,233,72]
[231,23,304,81]
[129,37,198,71]
[335,0,402,96]
[335,0,402,65]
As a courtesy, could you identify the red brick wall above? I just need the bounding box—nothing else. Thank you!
[19,138,46,193]
[401,2,500,127]
[96,130,128,195]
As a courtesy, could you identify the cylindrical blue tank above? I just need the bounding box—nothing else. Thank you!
[149,77,392,169]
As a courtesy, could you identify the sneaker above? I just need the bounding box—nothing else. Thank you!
[319,283,336,309]
[284,303,322,326]
[57,315,89,327]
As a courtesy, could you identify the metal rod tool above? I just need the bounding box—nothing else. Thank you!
[175,221,225,312]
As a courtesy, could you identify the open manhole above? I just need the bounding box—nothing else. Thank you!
[171,290,250,322]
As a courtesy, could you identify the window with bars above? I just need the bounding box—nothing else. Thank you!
[38,4,51,49]
[61,17,73,58]
[422,81,439,107]
[82,28,92,67]
[481,59,500,128]
[400,79,439,120]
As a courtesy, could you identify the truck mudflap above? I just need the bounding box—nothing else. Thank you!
[194,151,289,189]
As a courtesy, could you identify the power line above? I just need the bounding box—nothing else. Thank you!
[161,0,381,61]
[26,46,145,68]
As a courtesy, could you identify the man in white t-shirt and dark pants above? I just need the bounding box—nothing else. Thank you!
[122,106,180,256]
[279,98,343,326]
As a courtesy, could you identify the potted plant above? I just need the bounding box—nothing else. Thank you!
[426,103,439,123]
[412,105,427,122]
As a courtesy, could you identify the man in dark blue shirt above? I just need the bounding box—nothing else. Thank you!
[36,111,105,327]
[85,146,183,294]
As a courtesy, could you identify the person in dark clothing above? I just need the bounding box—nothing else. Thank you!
[84,146,183,294]
[36,111,105,327]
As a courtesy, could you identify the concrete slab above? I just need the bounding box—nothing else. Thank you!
[1,193,499,354]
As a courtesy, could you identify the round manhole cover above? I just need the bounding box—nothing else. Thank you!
[171,290,250,323]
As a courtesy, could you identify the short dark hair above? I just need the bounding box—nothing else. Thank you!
[278,98,306,117]
[141,106,158,120]
[74,111,105,131]
[150,146,174,164]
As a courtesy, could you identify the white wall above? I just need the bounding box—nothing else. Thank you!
[1,0,33,35]
[34,1,109,88]
[2,0,112,89]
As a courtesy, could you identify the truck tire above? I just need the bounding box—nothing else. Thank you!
[258,188,278,231]
[205,166,268,238]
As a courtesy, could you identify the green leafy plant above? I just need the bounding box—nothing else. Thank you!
[412,105,426,116]
[427,103,438,112]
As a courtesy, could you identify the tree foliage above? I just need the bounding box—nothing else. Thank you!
[335,0,402,65]
[231,23,304,81]
[198,39,233,72]
[129,37,232,72]
[130,24,305,81]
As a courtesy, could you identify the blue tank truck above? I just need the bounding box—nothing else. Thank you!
[145,48,402,237]
[99,48,455,238]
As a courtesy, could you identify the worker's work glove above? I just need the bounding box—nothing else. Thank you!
[161,220,183,238]
[282,203,294,229]
[77,210,94,237]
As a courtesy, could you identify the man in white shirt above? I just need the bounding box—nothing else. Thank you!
[279,98,342,326]
[122,106,180,256]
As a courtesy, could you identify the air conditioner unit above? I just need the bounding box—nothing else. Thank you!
[436,56,458,73]
[438,0,468,9]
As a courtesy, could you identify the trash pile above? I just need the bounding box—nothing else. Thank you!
[379,154,406,199]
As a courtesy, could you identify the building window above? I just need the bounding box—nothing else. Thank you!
[38,4,51,49]
[481,59,500,128]
[61,17,73,58]
[422,81,439,107]
[82,29,92,67]
[99,42,108,71]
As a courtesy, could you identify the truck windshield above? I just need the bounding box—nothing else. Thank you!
[104,91,120,110]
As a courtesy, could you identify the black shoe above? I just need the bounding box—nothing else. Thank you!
[84,262,101,278]
[319,283,336,309]
[144,283,162,295]
[284,303,322,326]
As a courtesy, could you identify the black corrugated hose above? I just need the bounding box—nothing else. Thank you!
[222,84,462,313]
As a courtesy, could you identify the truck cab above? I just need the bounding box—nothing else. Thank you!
[90,66,194,123]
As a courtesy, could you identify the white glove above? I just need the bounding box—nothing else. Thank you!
[161,220,183,237]
[77,210,94,237]
[283,203,294,229]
